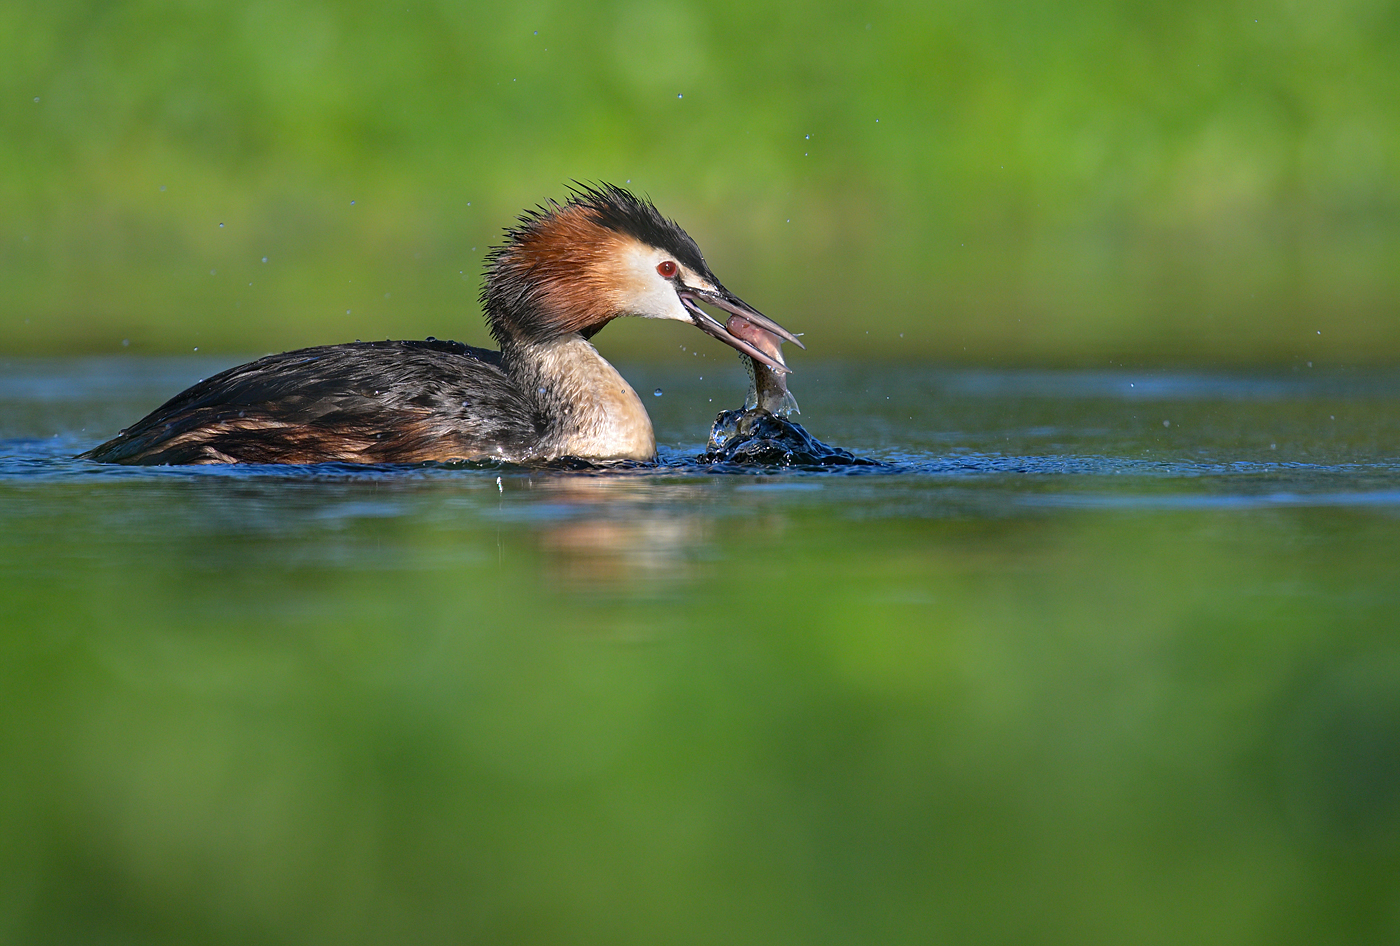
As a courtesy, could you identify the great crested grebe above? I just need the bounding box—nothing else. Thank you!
[82,184,800,465]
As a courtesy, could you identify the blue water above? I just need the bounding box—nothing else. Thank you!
[5,355,1400,946]
[4,356,1399,514]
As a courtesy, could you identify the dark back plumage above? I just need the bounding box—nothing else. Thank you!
[80,339,541,464]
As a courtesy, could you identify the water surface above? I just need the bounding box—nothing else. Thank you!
[3,357,1399,945]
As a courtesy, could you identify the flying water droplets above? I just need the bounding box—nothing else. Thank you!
[653,388,663,397]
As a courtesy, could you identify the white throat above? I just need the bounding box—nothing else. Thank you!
[515,336,656,462]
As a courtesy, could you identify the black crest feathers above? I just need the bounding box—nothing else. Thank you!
[481,183,715,347]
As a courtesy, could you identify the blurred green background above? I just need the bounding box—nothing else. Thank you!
[3,0,1397,364]
[7,5,1400,941]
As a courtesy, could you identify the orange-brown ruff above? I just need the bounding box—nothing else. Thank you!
[81,184,800,466]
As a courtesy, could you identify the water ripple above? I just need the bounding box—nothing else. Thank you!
[5,362,1400,516]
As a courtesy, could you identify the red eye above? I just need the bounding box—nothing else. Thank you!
[656,260,678,278]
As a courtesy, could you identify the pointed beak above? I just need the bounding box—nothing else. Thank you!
[678,286,804,373]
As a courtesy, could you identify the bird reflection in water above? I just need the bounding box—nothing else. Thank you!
[522,478,716,591]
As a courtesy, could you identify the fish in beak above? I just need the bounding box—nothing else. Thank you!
[678,286,803,374]
[725,313,800,416]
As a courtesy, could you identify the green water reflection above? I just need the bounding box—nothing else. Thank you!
[4,465,1399,944]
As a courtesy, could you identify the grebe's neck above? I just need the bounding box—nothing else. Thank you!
[504,335,655,462]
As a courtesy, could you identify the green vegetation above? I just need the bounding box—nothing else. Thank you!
[3,0,1397,363]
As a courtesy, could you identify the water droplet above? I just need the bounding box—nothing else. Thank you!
[159,185,166,191]
[261,256,268,263]
[350,200,355,205]
[1162,420,1171,428]
[346,310,351,315]
[805,134,810,139]
[653,388,663,397]
[426,336,436,342]
[218,222,224,228]
[193,347,198,351]
[121,339,129,347]
[33,96,39,103]
[677,93,683,98]
[209,269,216,275]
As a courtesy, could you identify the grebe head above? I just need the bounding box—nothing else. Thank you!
[482,183,801,372]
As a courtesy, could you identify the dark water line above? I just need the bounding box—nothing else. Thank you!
[5,439,1400,515]
[5,438,1400,479]
[1018,489,1400,511]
